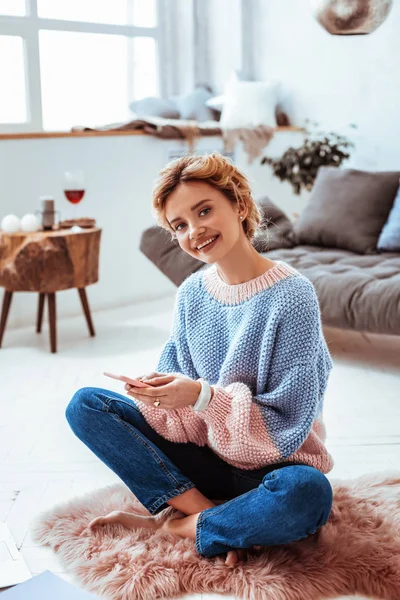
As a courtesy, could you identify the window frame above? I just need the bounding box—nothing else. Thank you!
[0,0,165,133]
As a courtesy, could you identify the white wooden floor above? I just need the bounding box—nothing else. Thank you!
[1,294,400,600]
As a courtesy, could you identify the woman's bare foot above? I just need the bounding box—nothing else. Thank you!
[88,510,159,531]
[88,510,250,567]
[88,506,185,532]
[225,548,248,566]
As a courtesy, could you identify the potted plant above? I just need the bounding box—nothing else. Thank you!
[261,120,356,195]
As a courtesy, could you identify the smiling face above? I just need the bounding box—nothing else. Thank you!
[165,180,246,263]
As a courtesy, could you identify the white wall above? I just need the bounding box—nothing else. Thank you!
[0,131,304,331]
[251,0,400,171]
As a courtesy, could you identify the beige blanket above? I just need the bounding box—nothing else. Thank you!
[72,117,274,163]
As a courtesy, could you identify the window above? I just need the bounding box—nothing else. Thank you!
[0,0,26,17]
[0,0,161,133]
[0,36,27,123]
[37,0,157,27]
[39,31,158,130]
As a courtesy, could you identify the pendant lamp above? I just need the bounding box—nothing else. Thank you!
[311,0,393,35]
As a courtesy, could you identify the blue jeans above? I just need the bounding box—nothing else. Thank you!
[65,387,333,558]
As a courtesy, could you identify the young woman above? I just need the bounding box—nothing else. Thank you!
[66,153,334,567]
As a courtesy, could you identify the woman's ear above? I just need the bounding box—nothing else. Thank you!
[238,199,247,217]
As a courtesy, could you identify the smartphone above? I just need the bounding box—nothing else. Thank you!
[103,372,152,388]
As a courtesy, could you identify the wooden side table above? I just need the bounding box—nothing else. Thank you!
[0,227,101,353]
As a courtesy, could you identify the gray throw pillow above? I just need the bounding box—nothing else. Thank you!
[171,86,217,122]
[252,196,294,253]
[129,97,180,119]
[292,167,400,254]
[139,226,203,287]
[377,184,400,251]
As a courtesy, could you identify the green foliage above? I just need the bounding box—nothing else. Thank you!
[261,121,356,195]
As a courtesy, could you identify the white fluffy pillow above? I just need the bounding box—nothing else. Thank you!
[220,80,279,128]
[205,95,224,112]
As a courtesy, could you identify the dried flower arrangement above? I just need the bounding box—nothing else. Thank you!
[261,121,356,195]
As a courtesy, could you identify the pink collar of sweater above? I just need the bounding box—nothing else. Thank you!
[202,260,298,305]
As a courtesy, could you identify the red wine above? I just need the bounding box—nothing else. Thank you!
[64,189,85,204]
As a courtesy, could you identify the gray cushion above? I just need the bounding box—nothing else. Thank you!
[265,245,400,335]
[292,167,400,254]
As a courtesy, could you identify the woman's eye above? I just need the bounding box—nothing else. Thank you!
[175,208,210,233]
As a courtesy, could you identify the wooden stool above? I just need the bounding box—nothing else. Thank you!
[0,228,101,353]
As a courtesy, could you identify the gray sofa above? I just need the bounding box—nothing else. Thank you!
[140,167,400,336]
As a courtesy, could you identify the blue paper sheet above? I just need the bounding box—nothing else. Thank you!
[1,570,100,598]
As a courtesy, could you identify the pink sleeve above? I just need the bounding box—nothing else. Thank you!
[199,382,284,468]
[198,357,326,469]
[135,401,208,446]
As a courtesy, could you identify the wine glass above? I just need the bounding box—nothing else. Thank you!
[64,170,85,222]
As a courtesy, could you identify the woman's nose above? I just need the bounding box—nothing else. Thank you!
[189,224,203,239]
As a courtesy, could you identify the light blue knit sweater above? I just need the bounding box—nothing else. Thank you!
[136,261,334,472]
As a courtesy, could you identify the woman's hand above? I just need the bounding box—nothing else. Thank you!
[126,373,202,410]
[135,371,164,382]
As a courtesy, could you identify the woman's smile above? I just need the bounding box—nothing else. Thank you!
[196,235,220,253]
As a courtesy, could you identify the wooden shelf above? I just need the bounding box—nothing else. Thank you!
[0,126,304,141]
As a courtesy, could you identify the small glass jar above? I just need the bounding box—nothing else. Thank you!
[36,196,60,231]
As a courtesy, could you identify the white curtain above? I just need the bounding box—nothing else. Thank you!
[159,0,256,97]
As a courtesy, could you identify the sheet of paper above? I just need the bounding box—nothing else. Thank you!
[0,523,31,589]
[0,570,100,598]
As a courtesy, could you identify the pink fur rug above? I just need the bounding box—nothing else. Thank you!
[32,471,400,600]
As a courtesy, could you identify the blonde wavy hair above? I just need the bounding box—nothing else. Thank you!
[152,153,263,242]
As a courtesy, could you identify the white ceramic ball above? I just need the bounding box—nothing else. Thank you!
[20,213,41,232]
[71,225,83,233]
[1,214,21,233]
